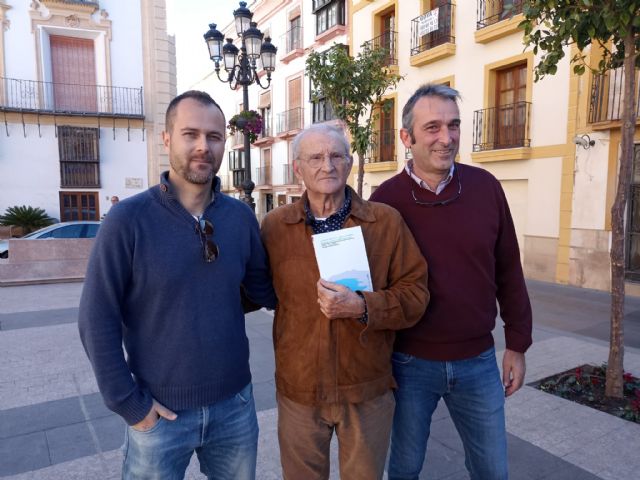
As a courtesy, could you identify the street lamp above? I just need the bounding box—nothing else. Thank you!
[204,1,277,211]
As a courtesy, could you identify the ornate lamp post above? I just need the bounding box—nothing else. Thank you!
[204,1,277,211]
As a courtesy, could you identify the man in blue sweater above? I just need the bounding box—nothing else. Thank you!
[78,90,276,480]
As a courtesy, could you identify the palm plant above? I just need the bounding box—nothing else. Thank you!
[0,205,56,235]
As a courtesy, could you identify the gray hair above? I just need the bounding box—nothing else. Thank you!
[402,84,461,136]
[292,123,351,160]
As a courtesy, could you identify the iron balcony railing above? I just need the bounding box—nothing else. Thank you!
[277,107,304,134]
[476,0,523,30]
[411,3,455,56]
[473,101,531,151]
[255,166,272,186]
[282,25,303,53]
[366,129,397,163]
[231,169,246,189]
[281,163,300,185]
[260,118,273,138]
[232,131,243,146]
[365,31,398,66]
[589,67,640,123]
[0,77,144,118]
[218,172,233,192]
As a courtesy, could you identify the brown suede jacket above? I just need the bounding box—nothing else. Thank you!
[261,187,429,406]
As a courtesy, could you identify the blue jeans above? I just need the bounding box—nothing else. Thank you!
[122,383,258,480]
[388,348,507,480]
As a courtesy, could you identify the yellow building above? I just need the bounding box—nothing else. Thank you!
[351,0,640,294]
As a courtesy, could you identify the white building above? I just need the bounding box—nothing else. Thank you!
[0,0,175,221]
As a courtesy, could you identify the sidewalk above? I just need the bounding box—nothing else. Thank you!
[1,279,639,479]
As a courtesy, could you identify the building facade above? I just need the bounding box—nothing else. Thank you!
[350,0,640,294]
[193,0,348,219]
[0,0,175,221]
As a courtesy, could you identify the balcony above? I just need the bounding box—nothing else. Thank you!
[277,107,303,137]
[0,77,144,118]
[253,119,274,146]
[366,129,396,163]
[476,0,523,29]
[280,25,303,63]
[472,101,531,152]
[312,99,337,123]
[218,172,233,192]
[231,130,244,149]
[365,31,398,67]
[589,67,640,124]
[228,150,246,189]
[411,4,455,56]
[255,166,272,186]
[281,163,300,185]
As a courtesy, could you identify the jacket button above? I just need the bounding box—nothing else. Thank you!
[160,184,168,192]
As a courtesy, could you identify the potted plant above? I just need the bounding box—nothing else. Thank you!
[227,109,263,144]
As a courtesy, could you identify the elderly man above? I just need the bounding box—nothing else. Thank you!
[261,124,428,480]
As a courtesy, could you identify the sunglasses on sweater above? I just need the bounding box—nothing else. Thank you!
[198,218,219,262]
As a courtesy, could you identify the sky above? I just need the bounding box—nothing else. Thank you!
[166,0,246,91]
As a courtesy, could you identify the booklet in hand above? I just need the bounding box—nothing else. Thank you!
[311,226,373,292]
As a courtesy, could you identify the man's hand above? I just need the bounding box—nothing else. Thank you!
[502,349,526,397]
[317,279,365,320]
[131,399,177,431]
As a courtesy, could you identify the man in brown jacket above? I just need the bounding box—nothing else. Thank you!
[261,124,429,480]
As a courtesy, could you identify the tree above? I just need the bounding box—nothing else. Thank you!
[306,43,402,196]
[521,0,640,398]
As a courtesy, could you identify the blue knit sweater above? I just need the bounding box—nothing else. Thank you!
[78,173,276,425]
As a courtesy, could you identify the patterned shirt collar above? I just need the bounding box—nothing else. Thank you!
[304,188,352,234]
[404,160,455,195]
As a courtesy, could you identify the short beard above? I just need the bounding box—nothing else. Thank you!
[170,157,215,185]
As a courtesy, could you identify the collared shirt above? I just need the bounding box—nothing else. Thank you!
[304,188,352,234]
[404,160,455,195]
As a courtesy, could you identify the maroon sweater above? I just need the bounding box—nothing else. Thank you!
[370,163,532,361]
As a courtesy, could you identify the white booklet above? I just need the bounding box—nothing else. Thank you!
[311,226,373,292]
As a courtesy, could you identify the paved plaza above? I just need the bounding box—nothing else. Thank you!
[1,279,639,479]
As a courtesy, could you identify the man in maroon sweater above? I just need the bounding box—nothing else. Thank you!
[370,84,532,480]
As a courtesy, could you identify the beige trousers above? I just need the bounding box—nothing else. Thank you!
[277,390,395,480]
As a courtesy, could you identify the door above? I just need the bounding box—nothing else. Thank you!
[379,10,396,65]
[495,64,527,148]
[379,99,395,162]
[287,77,302,131]
[50,36,97,112]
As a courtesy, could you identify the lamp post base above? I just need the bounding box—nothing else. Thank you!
[241,179,256,212]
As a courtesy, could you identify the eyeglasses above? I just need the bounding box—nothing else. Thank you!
[411,171,462,207]
[198,218,219,262]
[301,152,350,169]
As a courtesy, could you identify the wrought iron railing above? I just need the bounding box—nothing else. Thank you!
[473,101,531,151]
[0,77,144,117]
[365,31,398,66]
[281,163,300,185]
[282,25,303,53]
[255,166,272,186]
[218,172,233,192]
[277,107,304,134]
[60,163,100,188]
[476,0,523,29]
[366,129,397,163]
[231,169,246,189]
[589,67,640,123]
[259,117,273,138]
[411,3,455,56]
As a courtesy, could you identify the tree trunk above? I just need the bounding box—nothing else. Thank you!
[606,32,636,398]
[357,155,364,197]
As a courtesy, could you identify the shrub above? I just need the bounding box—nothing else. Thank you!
[0,205,56,234]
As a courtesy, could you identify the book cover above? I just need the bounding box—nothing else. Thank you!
[311,226,373,292]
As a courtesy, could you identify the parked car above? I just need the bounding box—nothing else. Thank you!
[0,221,101,258]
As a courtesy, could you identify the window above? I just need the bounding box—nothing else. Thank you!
[495,63,527,149]
[58,126,100,187]
[314,0,345,35]
[259,91,272,137]
[288,16,302,52]
[59,192,99,221]
[626,145,640,281]
[477,0,524,29]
